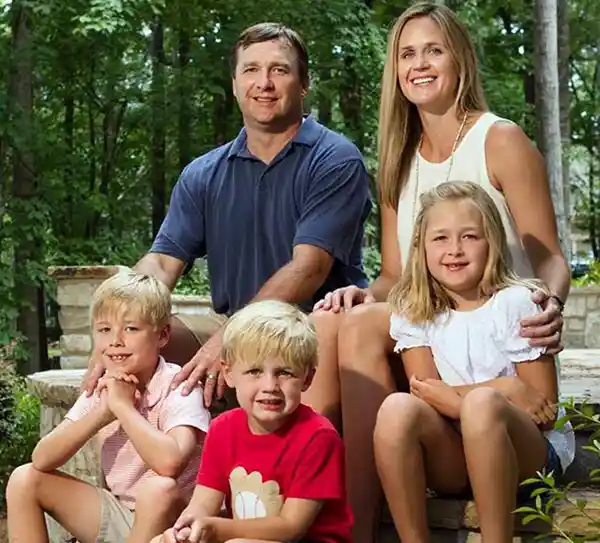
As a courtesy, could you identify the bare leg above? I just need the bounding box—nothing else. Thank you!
[128,476,186,543]
[339,302,406,543]
[303,310,345,427]
[6,464,102,543]
[460,388,548,543]
[375,393,468,543]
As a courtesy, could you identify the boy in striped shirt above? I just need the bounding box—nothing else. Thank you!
[6,272,210,543]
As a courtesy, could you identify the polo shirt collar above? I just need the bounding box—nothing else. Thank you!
[143,356,169,408]
[227,114,321,160]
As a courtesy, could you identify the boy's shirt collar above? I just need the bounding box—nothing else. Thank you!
[143,356,168,408]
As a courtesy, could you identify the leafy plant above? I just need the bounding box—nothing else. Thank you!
[0,357,40,508]
[515,399,600,541]
[573,261,600,287]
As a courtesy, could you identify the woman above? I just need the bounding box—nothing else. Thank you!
[307,2,570,541]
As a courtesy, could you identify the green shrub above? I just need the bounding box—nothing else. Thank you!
[573,261,600,287]
[516,399,600,541]
[0,358,40,508]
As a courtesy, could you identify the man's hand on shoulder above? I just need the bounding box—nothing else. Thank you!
[171,328,226,407]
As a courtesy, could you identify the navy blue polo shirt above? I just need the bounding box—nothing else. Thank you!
[151,115,371,315]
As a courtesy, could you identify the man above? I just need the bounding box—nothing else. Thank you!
[84,22,371,412]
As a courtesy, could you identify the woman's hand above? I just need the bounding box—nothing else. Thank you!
[520,289,564,355]
[313,286,376,313]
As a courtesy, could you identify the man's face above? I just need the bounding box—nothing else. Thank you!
[232,39,306,130]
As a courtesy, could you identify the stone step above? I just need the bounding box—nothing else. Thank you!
[559,349,600,406]
[380,490,600,541]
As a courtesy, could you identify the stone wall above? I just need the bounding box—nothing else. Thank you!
[50,266,600,357]
[563,286,600,349]
[49,266,212,370]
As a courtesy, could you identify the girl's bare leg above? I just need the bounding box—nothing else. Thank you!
[303,309,345,428]
[460,388,548,543]
[338,302,405,543]
[6,464,102,543]
[375,393,468,543]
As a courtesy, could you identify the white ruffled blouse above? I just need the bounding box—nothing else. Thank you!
[390,285,575,473]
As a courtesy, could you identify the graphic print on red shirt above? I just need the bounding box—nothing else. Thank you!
[196,404,352,543]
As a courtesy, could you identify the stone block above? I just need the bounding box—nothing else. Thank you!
[57,278,110,307]
[563,332,585,349]
[564,295,587,318]
[567,317,585,332]
[60,355,90,370]
[172,295,213,316]
[60,334,92,356]
[588,295,600,310]
[586,312,600,349]
[58,305,91,334]
[27,369,101,543]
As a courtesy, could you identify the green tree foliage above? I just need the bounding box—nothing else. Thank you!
[0,0,598,360]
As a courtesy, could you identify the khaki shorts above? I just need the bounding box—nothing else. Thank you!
[174,311,227,346]
[95,488,135,543]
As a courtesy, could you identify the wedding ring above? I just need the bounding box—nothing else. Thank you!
[206,373,218,381]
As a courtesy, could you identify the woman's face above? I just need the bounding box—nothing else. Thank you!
[396,16,459,111]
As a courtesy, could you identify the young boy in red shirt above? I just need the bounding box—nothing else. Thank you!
[157,299,352,543]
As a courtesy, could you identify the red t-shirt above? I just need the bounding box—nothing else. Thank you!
[196,404,352,543]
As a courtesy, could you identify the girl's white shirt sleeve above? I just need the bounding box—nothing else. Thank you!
[496,285,547,363]
[390,313,429,353]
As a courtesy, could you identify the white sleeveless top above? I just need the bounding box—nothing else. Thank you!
[397,112,533,278]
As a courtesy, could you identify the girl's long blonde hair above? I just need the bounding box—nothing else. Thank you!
[378,2,487,209]
[388,182,545,323]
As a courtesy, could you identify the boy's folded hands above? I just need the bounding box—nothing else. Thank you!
[96,372,143,421]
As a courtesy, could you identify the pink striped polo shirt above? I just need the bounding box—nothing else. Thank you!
[66,358,210,509]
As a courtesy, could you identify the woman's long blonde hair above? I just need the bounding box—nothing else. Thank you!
[388,182,545,323]
[378,2,487,209]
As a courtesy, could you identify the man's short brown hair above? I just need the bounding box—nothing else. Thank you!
[230,22,309,87]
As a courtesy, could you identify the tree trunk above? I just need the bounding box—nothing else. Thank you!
[557,0,571,260]
[589,157,597,258]
[213,78,234,147]
[317,68,332,126]
[534,0,567,255]
[339,55,364,151]
[178,16,192,172]
[9,0,48,374]
[150,19,166,238]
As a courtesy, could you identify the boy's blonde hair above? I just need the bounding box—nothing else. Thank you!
[388,181,545,323]
[221,300,317,374]
[91,271,171,328]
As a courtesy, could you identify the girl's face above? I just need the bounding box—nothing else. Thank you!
[424,199,489,308]
[396,16,458,111]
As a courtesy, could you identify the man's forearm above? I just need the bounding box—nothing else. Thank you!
[134,253,183,292]
[112,402,186,477]
[253,260,328,305]
[210,515,305,543]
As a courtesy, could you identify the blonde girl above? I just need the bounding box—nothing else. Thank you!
[375,181,574,543]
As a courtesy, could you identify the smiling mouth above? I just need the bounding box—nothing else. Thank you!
[444,263,468,271]
[411,76,436,86]
[107,354,131,362]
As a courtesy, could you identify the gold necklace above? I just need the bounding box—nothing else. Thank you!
[413,113,469,220]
